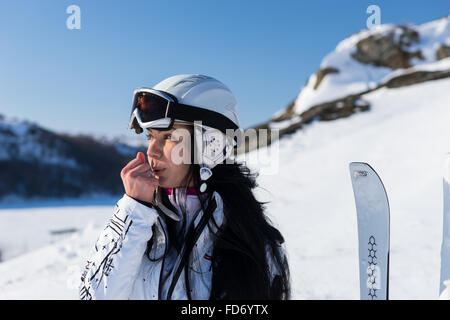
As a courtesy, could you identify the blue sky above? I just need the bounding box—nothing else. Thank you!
[0,0,448,139]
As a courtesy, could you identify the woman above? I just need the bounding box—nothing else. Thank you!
[79,74,290,300]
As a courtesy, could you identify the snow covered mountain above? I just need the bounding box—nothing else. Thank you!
[0,115,146,201]
[255,14,450,144]
[0,15,449,299]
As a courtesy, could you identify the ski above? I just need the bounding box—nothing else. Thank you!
[440,154,450,296]
[349,162,390,300]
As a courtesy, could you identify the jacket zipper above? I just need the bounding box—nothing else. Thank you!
[157,216,168,300]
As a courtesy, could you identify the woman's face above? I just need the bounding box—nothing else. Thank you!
[146,124,193,188]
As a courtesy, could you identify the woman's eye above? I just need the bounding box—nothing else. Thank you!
[145,133,177,141]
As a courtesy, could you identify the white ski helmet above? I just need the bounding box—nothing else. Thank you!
[153,74,239,128]
[129,74,240,191]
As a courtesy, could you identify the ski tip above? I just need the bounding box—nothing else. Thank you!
[349,162,370,176]
[349,162,369,168]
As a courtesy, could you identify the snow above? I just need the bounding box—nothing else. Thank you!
[408,15,450,64]
[0,222,102,299]
[0,195,120,299]
[0,195,120,261]
[269,115,302,130]
[381,57,450,84]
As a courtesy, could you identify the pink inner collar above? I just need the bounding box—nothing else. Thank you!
[163,187,200,196]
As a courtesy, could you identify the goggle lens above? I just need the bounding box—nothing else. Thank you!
[136,93,169,122]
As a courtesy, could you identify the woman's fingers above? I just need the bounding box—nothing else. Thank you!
[128,162,152,178]
[120,152,159,203]
[121,152,146,178]
[136,151,146,163]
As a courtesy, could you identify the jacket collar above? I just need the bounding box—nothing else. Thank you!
[151,189,225,251]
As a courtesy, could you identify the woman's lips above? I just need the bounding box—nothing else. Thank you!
[153,168,165,175]
[150,159,166,177]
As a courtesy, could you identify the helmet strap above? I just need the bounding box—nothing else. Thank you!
[199,165,212,192]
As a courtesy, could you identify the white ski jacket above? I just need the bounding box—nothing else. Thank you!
[79,189,284,300]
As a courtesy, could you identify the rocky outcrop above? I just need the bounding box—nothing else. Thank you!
[271,99,296,122]
[314,67,340,89]
[384,69,450,88]
[351,26,424,69]
[243,66,450,154]
[437,45,450,60]
[239,94,370,153]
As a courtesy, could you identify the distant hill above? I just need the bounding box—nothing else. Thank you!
[0,114,146,200]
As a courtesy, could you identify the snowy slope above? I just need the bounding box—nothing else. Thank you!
[0,220,105,299]
[251,77,450,299]
[0,196,119,262]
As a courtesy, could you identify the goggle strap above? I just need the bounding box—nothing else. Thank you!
[171,103,238,134]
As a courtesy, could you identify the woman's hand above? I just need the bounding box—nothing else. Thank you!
[121,152,159,203]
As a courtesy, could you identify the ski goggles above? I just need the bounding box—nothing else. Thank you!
[128,88,238,134]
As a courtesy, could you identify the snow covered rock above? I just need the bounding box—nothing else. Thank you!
[259,15,450,144]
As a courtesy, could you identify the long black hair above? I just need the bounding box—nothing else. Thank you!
[147,161,290,300]
[204,162,290,299]
[144,126,290,300]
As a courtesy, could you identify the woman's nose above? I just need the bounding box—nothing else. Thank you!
[147,140,162,159]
